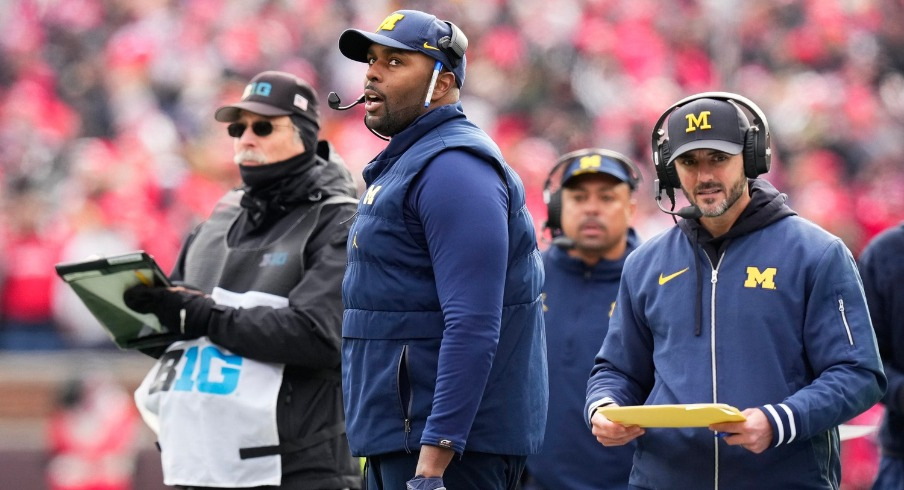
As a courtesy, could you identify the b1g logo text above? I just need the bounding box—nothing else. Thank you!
[242,81,273,100]
[149,345,243,395]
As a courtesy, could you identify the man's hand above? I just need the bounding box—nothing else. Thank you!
[590,405,645,446]
[709,407,774,454]
[406,476,446,490]
[413,444,454,481]
[408,444,453,489]
[123,285,213,337]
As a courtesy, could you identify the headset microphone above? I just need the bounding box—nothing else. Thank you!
[551,235,576,249]
[656,200,703,220]
[653,179,703,220]
[327,92,365,111]
[327,92,390,141]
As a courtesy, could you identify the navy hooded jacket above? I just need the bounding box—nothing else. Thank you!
[526,231,640,490]
[859,222,904,459]
[586,179,885,489]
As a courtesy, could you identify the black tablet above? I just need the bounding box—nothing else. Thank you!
[55,251,183,349]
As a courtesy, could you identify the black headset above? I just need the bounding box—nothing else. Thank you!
[439,21,468,68]
[651,91,771,193]
[543,148,642,235]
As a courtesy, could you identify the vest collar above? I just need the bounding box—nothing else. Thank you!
[363,102,466,184]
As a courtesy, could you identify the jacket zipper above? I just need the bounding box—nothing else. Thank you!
[709,253,724,490]
[838,297,854,346]
[397,345,413,453]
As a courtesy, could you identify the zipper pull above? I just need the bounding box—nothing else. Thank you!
[711,269,718,284]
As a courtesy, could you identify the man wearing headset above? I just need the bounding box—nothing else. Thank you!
[585,93,885,488]
[523,149,640,490]
[336,9,547,490]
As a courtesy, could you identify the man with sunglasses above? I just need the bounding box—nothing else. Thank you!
[337,10,547,490]
[124,70,362,489]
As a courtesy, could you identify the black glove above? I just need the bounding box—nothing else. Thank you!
[406,476,446,490]
[123,285,214,338]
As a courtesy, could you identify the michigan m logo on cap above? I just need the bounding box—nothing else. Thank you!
[377,13,405,31]
[571,155,602,177]
[685,111,712,133]
[579,155,602,170]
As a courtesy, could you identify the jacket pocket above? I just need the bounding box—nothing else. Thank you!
[397,344,413,452]
[836,294,854,346]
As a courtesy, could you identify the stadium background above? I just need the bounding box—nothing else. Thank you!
[0,0,901,487]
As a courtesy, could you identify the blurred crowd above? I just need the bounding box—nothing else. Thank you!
[2,0,904,352]
[0,1,899,488]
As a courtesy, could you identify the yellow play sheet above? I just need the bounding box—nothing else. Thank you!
[599,403,746,428]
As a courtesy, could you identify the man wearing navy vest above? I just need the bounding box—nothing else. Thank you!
[337,9,548,490]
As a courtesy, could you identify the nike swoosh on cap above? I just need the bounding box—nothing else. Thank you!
[659,267,690,286]
[423,42,439,50]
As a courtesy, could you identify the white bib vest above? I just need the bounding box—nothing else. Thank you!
[135,288,288,487]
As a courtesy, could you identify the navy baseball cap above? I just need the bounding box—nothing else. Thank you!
[666,98,750,164]
[339,10,467,88]
[561,151,638,190]
[215,71,320,127]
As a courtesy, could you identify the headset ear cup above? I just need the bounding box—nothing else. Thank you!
[743,127,759,178]
[658,141,671,173]
[664,164,680,190]
[756,127,771,175]
[655,142,670,187]
[546,190,562,233]
[656,141,681,190]
[439,21,467,68]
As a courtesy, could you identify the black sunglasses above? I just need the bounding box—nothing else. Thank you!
[227,120,290,138]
